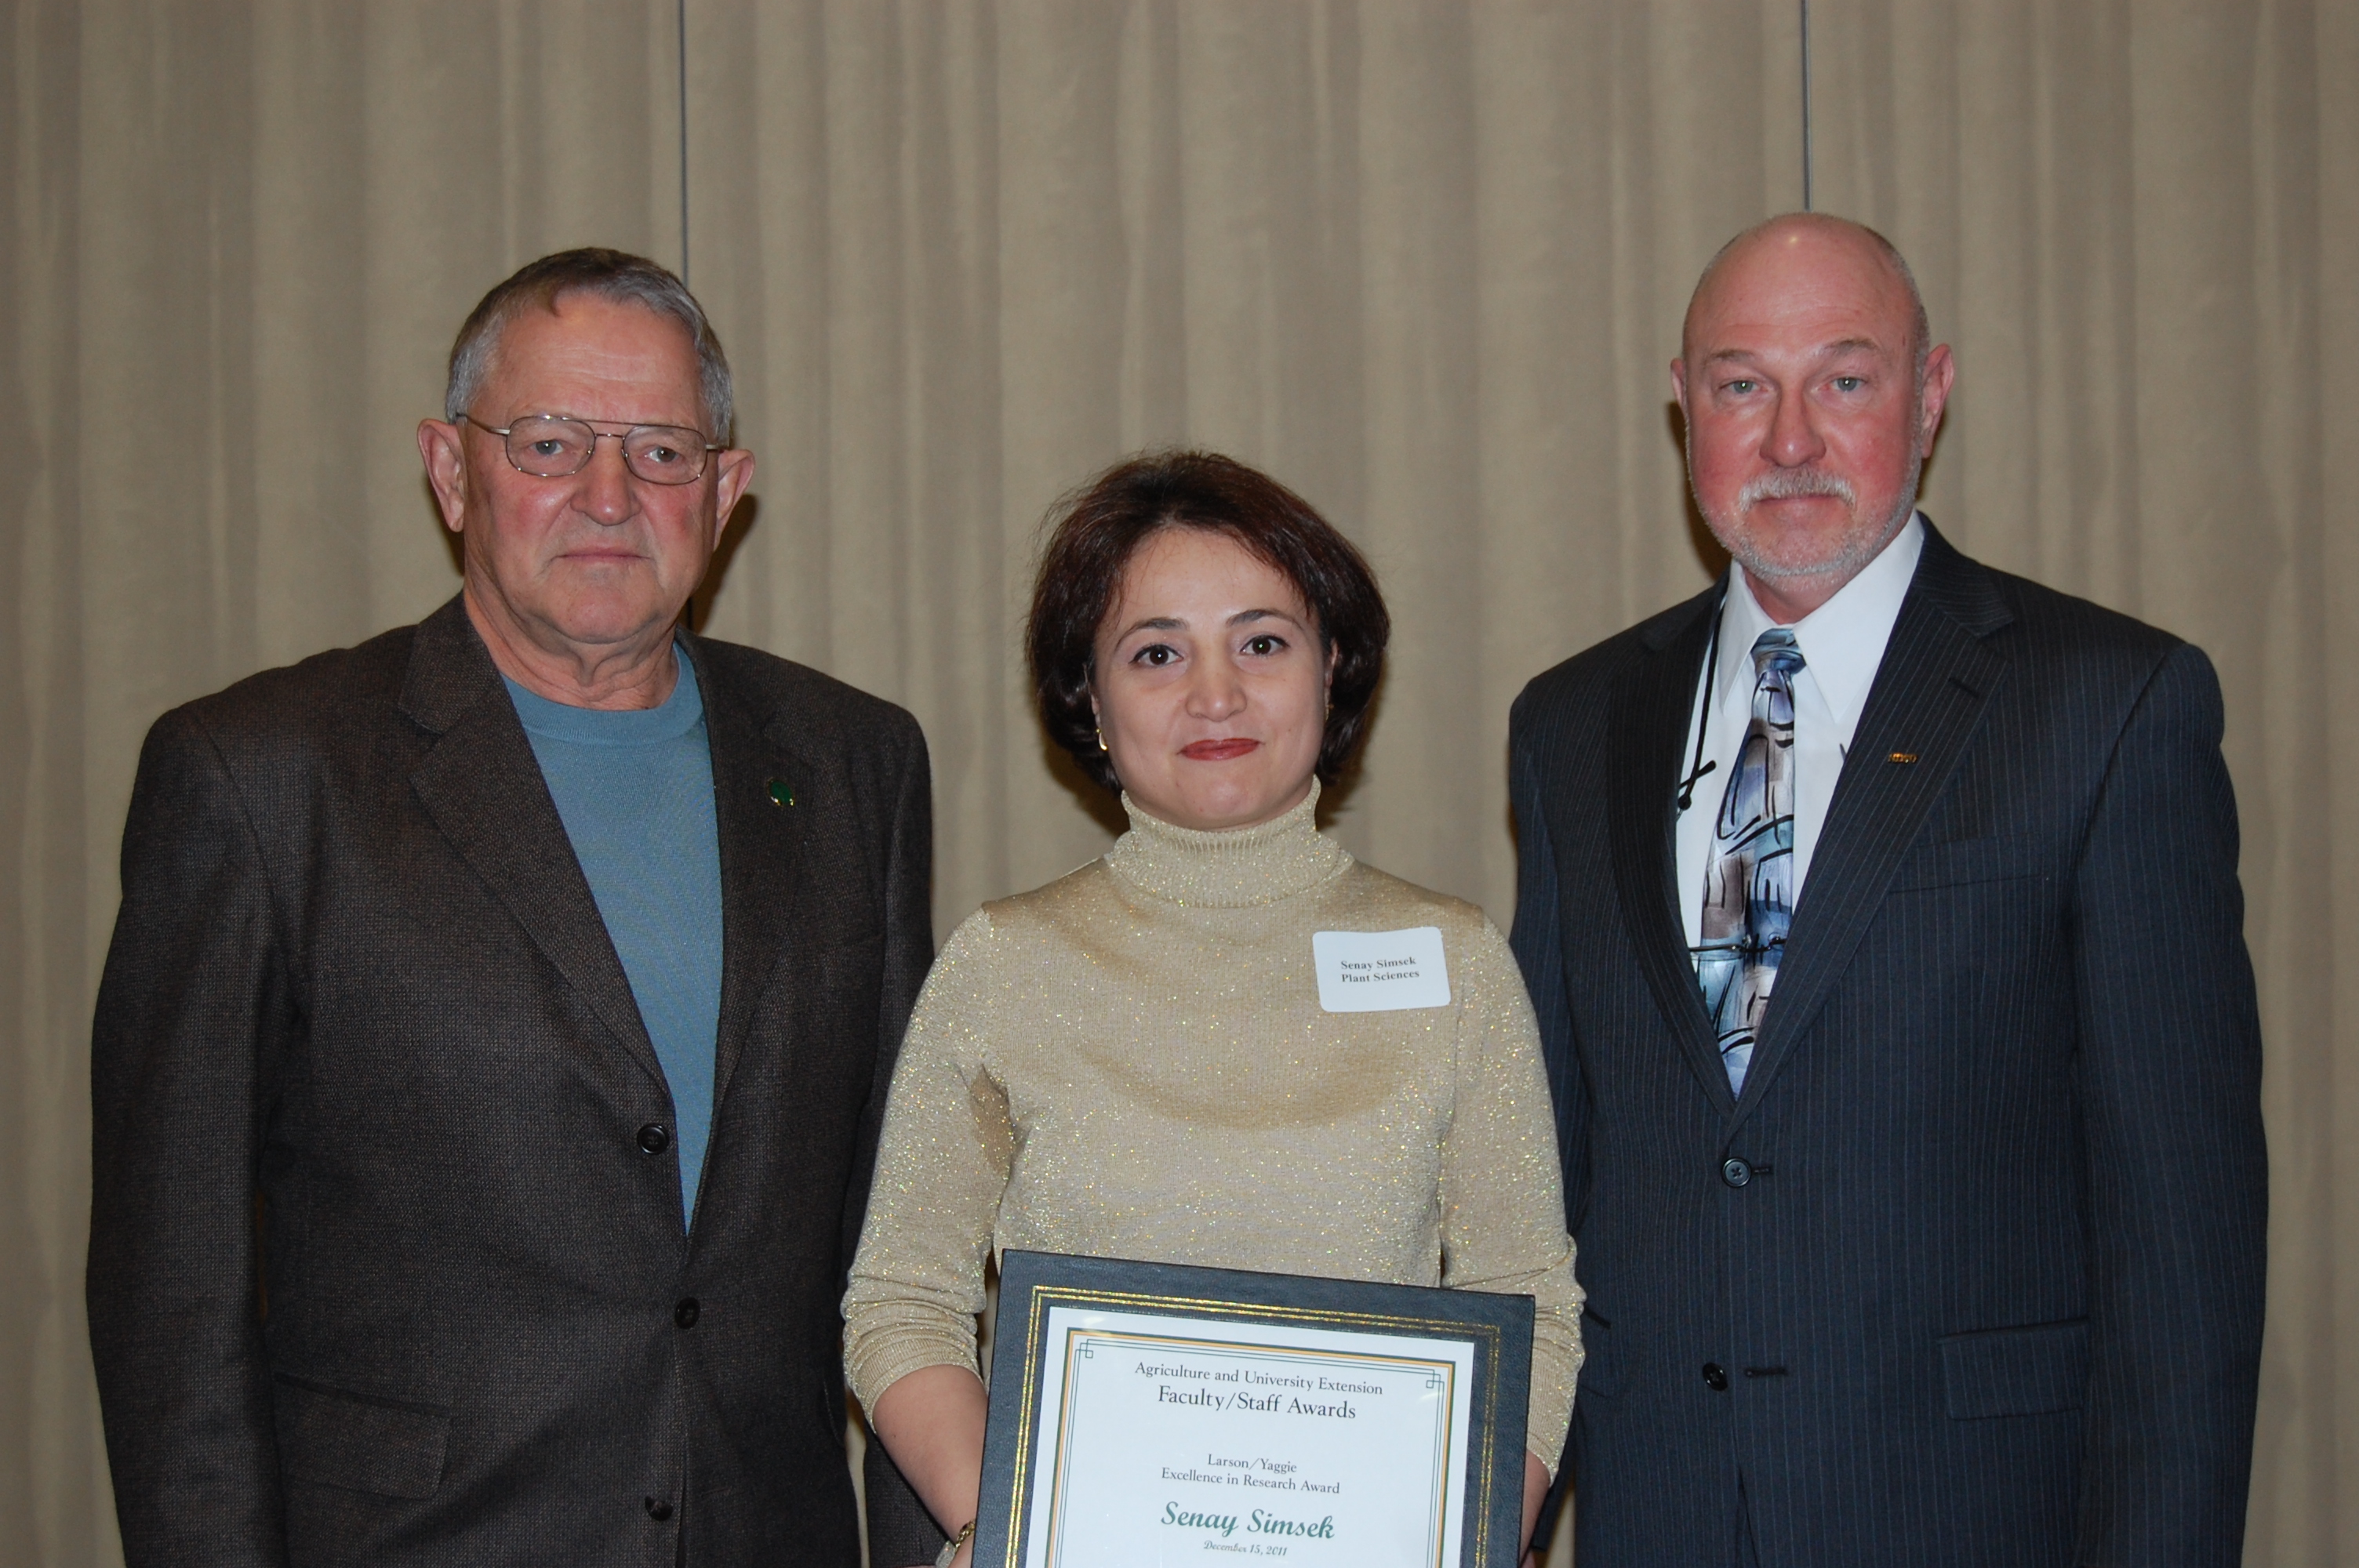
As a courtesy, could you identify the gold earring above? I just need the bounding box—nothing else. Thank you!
[1096,727,1109,753]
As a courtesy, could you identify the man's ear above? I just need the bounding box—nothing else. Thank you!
[1670,357,1690,409]
[711,448,757,546]
[1917,344,1957,456]
[418,420,468,534]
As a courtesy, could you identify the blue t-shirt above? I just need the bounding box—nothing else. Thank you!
[505,652,723,1227]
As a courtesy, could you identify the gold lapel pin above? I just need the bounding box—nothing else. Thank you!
[1888,752,1919,764]
[766,779,795,807]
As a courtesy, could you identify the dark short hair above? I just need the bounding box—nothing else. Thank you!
[1027,451,1390,793]
[444,248,734,440]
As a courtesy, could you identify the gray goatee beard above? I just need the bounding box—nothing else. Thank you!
[1707,452,1922,586]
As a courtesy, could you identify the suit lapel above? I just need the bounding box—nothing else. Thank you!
[1608,586,1739,1120]
[398,598,667,1092]
[689,634,813,1117]
[1732,524,2013,1123]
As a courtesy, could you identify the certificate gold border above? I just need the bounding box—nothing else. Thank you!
[1040,1329,1459,1564]
[993,1283,1505,1568]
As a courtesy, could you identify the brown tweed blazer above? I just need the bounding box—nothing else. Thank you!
[89,595,932,1567]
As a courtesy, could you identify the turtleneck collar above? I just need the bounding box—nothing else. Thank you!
[1103,779,1350,909]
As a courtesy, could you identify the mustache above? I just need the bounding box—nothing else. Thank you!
[1739,468,1856,510]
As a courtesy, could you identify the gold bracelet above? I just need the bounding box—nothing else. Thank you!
[934,1520,976,1568]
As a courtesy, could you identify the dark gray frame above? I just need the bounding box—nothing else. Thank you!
[976,1250,1534,1568]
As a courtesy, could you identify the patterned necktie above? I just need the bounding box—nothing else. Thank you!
[1696,628,1803,1093]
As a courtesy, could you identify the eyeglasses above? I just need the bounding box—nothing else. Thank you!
[460,413,722,485]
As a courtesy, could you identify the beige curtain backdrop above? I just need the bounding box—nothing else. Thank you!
[4,3,2352,1564]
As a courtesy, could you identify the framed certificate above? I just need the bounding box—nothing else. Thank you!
[973,1250,1533,1568]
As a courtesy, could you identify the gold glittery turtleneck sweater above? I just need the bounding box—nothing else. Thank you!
[842,782,1584,1474]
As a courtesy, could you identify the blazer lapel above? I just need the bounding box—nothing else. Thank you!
[1608,584,1739,1120]
[1732,523,2013,1122]
[689,634,813,1117]
[399,598,667,1094]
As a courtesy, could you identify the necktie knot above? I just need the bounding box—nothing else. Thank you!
[1751,626,1805,677]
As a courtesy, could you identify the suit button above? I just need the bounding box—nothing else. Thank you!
[674,1298,700,1329]
[1703,1363,1729,1392]
[638,1123,671,1155]
[1721,1157,1752,1188]
[644,1497,674,1522]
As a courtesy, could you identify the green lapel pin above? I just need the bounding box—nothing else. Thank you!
[766,779,795,808]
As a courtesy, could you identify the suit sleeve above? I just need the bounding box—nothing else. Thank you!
[845,714,949,1563]
[2069,641,2266,1566]
[842,713,936,1279]
[87,709,292,1568]
[1508,694,1591,1229]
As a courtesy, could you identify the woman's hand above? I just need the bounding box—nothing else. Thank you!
[872,1364,989,1566]
[1520,1450,1552,1563]
[897,1543,972,1568]
[914,1529,972,1568]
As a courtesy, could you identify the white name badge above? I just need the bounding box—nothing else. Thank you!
[1312,927,1451,1013]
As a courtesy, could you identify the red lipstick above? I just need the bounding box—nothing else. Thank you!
[1180,738,1260,762]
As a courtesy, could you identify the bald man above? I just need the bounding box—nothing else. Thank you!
[1508,216,2265,1566]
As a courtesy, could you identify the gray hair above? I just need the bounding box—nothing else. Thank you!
[443,248,735,441]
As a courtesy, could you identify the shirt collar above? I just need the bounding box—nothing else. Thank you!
[1716,512,1925,731]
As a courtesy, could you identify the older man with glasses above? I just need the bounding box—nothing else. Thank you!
[88,249,937,1567]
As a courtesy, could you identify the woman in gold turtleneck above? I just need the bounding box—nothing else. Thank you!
[845,452,1582,1567]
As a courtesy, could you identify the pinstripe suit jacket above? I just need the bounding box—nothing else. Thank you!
[89,597,933,1567]
[1507,524,2266,1567]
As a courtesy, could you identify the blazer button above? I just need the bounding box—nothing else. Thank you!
[1721,1157,1752,1188]
[644,1497,674,1522]
[674,1298,700,1329]
[1703,1363,1729,1392]
[638,1123,671,1156]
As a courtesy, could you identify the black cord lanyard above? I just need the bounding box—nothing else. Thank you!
[1674,582,1731,814]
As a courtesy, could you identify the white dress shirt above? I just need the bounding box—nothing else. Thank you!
[1674,514,1925,953]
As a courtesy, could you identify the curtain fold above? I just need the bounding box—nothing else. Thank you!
[3,4,2349,1563]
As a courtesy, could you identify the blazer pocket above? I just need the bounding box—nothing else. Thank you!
[1938,1319,2088,1420]
[1888,834,2045,892]
[273,1374,451,1499]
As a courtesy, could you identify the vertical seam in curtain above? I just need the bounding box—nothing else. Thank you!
[1799,0,1812,210]
[678,0,691,284]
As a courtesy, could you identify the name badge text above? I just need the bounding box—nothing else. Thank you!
[1313,927,1452,1013]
